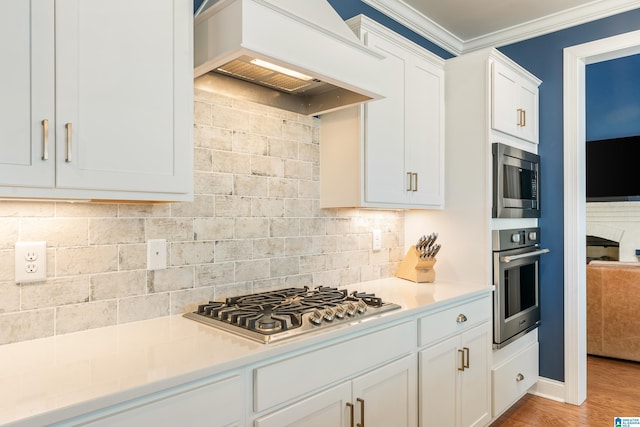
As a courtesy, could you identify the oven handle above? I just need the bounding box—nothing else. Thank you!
[501,248,550,263]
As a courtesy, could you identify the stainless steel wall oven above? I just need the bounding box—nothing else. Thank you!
[492,227,549,348]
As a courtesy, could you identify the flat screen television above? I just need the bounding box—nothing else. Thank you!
[586,135,640,201]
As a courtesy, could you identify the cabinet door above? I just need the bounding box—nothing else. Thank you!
[405,56,444,207]
[54,0,192,195]
[419,336,458,427]
[459,324,491,427]
[0,0,55,187]
[363,31,406,205]
[492,61,539,144]
[518,81,538,143]
[254,382,351,427]
[492,61,521,139]
[352,355,418,427]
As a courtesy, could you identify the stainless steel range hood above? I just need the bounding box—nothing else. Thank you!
[194,0,386,115]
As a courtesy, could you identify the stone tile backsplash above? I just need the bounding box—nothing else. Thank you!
[0,82,405,345]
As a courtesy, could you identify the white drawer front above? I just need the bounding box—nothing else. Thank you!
[254,321,415,412]
[492,341,538,416]
[418,295,491,347]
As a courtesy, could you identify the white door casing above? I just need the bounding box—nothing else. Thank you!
[563,29,640,406]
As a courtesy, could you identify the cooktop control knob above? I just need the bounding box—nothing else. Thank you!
[345,302,357,317]
[528,231,537,241]
[511,233,521,243]
[309,309,323,325]
[356,300,367,314]
[335,306,346,319]
[323,308,335,322]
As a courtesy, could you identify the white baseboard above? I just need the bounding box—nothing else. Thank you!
[529,376,566,403]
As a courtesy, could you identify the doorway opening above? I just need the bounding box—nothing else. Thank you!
[563,29,640,405]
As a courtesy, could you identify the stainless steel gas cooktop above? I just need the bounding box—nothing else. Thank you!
[184,286,401,343]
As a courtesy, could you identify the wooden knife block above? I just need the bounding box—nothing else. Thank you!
[396,248,437,283]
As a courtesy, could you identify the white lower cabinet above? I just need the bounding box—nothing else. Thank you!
[35,290,506,427]
[492,338,539,417]
[253,321,417,427]
[54,372,244,427]
[418,296,491,427]
[254,382,351,427]
[255,355,417,427]
[420,324,491,427]
[352,355,417,427]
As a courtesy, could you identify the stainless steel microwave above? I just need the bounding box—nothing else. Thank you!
[492,143,540,218]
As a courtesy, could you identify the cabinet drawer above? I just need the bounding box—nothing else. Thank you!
[492,341,538,416]
[59,373,244,427]
[418,295,491,347]
[254,321,415,412]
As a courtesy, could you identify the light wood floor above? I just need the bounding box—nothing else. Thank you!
[491,355,640,426]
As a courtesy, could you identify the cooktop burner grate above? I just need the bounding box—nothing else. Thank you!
[184,286,400,343]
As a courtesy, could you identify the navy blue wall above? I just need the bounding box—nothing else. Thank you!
[500,8,640,381]
[587,54,640,141]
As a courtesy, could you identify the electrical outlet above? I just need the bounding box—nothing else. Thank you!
[147,239,167,270]
[372,229,382,251]
[15,241,47,283]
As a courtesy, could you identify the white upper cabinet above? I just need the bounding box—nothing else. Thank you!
[491,58,540,144]
[0,0,55,188]
[0,0,193,202]
[320,15,444,209]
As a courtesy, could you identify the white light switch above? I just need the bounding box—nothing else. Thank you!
[147,239,167,270]
[372,229,382,251]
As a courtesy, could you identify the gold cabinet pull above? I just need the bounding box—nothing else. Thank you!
[463,347,470,369]
[458,348,465,371]
[41,119,49,160]
[406,172,412,191]
[346,402,355,427]
[65,123,72,162]
[412,172,418,192]
[516,373,525,382]
[456,313,467,323]
[517,108,522,126]
[356,398,365,427]
[517,108,527,127]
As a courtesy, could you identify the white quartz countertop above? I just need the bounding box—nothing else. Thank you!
[0,277,490,426]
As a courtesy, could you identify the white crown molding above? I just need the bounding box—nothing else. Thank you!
[360,0,464,54]
[362,0,640,56]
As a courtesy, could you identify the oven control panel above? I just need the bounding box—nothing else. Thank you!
[493,227,540,251]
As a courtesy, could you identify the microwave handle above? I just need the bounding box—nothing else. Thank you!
[501,248,550,263]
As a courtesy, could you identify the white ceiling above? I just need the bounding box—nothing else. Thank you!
[361,0,640,54]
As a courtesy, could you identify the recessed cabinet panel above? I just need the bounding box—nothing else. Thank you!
[364,32,407,205]
[55,0,191,194]
[0,0,54,187]
[351,355,418,427]
[255,382,351,427]
[406,61,444,206]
